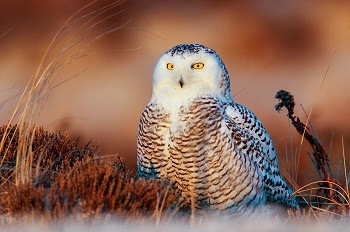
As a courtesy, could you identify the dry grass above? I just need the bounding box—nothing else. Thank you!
[0,0,128,186]
[0,125,182,223]
[0,1,187,225]
[275,90,349,218]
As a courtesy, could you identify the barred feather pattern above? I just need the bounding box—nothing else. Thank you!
[137,96,297,216]
[226,103,298,208]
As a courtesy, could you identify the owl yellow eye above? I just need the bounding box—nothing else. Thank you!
[167,63,174,70]
[191,62,204,69]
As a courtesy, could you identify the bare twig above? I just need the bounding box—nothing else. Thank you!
[275,90,349,210]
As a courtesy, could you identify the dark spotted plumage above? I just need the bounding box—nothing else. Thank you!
[167,44,216,56]
[137,44,298,216]
[138,97,266,215]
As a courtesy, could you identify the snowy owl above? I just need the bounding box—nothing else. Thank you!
[137,44,298,216]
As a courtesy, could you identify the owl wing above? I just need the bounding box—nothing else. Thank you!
[137,102,169,179]
[224,102,298,208]
[225,103,278,165]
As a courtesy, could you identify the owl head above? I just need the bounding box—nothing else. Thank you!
[151,44,232,102]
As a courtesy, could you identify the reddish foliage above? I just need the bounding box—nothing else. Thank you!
[0,125,182,222]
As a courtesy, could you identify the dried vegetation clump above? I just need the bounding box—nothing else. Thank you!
[275,90,349,216]
[0,125,181,222]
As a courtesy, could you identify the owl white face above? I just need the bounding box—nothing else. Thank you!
[151,45,229,103]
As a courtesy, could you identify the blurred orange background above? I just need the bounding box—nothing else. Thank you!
[0,0,349,186]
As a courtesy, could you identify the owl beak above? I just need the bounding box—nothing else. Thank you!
[179,77,184,88]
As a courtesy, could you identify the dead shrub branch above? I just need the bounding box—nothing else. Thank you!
[275,90,349,211]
